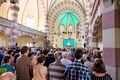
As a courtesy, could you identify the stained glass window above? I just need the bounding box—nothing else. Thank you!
[26,15,34,28]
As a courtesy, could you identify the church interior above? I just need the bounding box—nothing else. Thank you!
[0,0,120,80]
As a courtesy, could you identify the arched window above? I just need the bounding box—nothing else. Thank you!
[26,15,34,28]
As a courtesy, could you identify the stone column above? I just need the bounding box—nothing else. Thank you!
[88,25,93,48]
[32,34,37,47]
[102,0,120,80]
[92,36,97,48]
[45,24,49,40]
[9,2,19,46]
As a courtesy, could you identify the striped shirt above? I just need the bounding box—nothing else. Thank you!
[91,73,112,80]
[48,62,65,80]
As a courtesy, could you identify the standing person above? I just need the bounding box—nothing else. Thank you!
[16,46,33,80]
[91,59,112,80]
[48,49,55,63]
[68,48,75,62]
[0,50,4,65]
[84,56,94,71]
[43,50,50,67]
[6,50,14,66]
[48,51,65,80]
[33,54,48,80]
[61,52,71,66]
[64,48,91,80]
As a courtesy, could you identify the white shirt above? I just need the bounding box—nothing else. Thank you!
[61,58,71,66]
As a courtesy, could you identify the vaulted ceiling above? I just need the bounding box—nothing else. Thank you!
[45,0,93,28]
[0,0,94,31]
[43,0,93,12]
[18,0,46,31]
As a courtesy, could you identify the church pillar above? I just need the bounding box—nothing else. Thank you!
[9,1,19,46]
[102,0,120,80]
[92,36,97,48]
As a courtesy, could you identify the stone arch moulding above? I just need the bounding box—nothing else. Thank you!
[0,27,12,37]
[0,31,11,37]
[92,15,102,37]
[18,33,33,38]
[36,37,45,41]
[48,0,86,28]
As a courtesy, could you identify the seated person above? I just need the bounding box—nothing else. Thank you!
[0,56,14,75]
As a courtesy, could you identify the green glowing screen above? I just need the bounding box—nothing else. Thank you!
[63,39,77,47]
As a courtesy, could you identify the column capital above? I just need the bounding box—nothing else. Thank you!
[103,0,114,8]
[10,0,19,4]
[10,4,19,11]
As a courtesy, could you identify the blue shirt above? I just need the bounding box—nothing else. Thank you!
[64,60,91,80]
[0,64,14,75]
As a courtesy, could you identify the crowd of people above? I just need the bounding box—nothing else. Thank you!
[0,46,112,80]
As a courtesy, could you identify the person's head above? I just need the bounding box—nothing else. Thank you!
[93,59,106,73]
[2,56,11,64]
[62,52,69,58]
[93,49,98,55]
[36,51,40,56]
[97,47,100,51]
[7,50,13,55]
[28,51,33,57]
[54,51,62,62]
[96,51,102,59]
[21,46,29,56]
[74,48,83,60]
[43,49,49,55]
[86,56,91,61]
[13,53,20,64]
[61,48,65,51]
[71,48,75,52]
[37,54,46,64]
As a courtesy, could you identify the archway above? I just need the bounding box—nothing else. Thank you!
[17,36,33,47]
[54,11,80,48]
[35,38,45,47]
[0,32,11,47]
[92,16,103,49]
[47,0,86,48]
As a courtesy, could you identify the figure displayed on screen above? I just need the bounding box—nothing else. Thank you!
[67,40,70,46]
